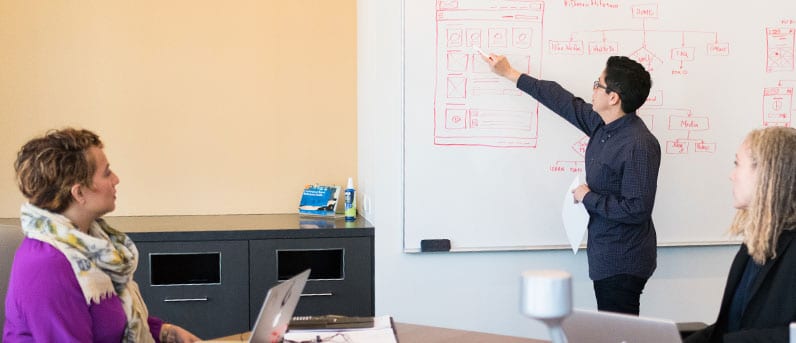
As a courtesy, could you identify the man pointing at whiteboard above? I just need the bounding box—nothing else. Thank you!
[483,53,661,315]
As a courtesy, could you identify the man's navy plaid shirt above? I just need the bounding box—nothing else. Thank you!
[518,74,661,280]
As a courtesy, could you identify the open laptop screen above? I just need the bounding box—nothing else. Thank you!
[199,269,311,343]
[248,269,311,343]
[562,309,681,343]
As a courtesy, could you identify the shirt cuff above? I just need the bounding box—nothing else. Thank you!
[148,316,164,343]
[581,191,598,210]
[516,73,537,90]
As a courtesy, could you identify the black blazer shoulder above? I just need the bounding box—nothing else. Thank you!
[686,229,796,343]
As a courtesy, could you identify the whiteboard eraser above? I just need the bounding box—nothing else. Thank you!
[421,239,451,252]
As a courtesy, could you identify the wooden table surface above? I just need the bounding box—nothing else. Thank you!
[393,322,545,342]
[211,322,545,343]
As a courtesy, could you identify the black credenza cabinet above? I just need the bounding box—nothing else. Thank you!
[123,215,374,339]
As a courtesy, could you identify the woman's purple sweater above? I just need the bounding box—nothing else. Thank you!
[3,238,163,342]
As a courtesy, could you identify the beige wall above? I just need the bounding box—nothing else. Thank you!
[0,1,356,217]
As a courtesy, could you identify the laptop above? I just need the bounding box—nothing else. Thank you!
[562,309,682,343]
[202,269,311,343]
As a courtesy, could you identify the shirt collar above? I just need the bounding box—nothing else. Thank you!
[604,112,637,131]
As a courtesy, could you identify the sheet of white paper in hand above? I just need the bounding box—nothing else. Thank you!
[562,175,589,254]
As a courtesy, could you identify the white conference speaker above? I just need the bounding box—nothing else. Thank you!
[521,270,572,343]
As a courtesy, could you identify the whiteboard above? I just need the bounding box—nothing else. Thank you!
[403,0,796,252]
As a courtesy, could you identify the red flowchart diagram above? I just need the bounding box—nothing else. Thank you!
[545,3,728,171]
[548,3,730,74]
[549,104,716,173]
[639,107,717,155]
[430,2,791,175]
[433,2,730,153]
[548,88,719,171]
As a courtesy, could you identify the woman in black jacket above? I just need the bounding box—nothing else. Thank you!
[685,126,796,343]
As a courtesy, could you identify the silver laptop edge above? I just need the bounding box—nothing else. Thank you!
[562,308,681,343]
[248,269,311,343]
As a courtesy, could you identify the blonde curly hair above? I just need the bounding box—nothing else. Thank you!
[729,126,796,264]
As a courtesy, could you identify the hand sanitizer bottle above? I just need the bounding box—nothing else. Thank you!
[344,177,356,221]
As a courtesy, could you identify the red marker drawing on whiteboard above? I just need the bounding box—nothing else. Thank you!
[473,46,493,61]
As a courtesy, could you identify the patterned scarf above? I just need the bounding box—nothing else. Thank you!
[20,203,154,343]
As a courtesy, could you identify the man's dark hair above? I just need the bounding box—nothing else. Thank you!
[604,56,652,114]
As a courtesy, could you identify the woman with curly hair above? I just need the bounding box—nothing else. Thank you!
[4,128,200,343]
[685,126,796,342]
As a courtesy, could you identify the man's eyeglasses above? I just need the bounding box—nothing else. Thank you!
[593,80,620,95]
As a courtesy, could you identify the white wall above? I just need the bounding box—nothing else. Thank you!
[358,0,739,340]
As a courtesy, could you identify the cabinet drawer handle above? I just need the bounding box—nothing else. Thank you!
[301,293,334,297]
[163,297,209,302]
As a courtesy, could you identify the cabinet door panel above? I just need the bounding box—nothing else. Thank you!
[134,240,249,339]
[249,237,373,323]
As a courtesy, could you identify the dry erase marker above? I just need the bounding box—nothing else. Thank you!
[473,46,492,60]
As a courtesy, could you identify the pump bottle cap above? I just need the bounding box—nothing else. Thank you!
[346,177,354,189]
